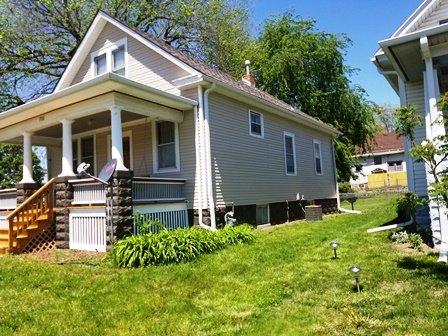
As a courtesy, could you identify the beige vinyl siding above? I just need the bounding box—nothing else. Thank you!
[208,92,337,207]
[414,0,448,31]
[94,111,197,207]
[405,81,428,197]
[70,23,189,95]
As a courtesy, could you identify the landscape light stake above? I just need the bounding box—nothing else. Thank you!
[348,265,361,293]
[330,241,339,259]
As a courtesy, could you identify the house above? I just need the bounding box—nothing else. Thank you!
[350,132,407,189]
[0,11,339,254]
[373,0,448,261]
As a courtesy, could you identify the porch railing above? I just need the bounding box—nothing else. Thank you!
[0,189,17,210]
[71,179,107,205]
[132,178,186,202]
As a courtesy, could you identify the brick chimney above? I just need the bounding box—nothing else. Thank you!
[242,60,256,88]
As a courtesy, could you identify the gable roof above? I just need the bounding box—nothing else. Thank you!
[55,11,339,136]
[356,133,404,156]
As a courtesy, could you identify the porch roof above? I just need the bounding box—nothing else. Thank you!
[0,73,197,142]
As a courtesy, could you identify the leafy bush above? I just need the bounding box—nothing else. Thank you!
[389,230,424,251]
[133,214,166,235]
[407,233,424,251]
[339,182,353,194]
[112,225,255,268]
[395,192,427,222]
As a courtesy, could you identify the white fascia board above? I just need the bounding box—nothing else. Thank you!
[379,22,448,48]
[56,12,201,91]
[392,0,437,37]
[356,149,405,158]
[201,75,341,137]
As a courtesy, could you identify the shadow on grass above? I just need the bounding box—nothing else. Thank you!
[397,255,448,281]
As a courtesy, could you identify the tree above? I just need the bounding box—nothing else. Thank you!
[374,103,397,133]
[246,13,378,181]
[0,144,44,189]
[0,0,249,108]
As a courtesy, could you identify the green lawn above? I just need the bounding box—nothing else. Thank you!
[1,195,448,335]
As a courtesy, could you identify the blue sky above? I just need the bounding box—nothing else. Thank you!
[250,0,423,106]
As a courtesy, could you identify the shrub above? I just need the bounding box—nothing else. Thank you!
[339,182,353,194]
[395,192,427,222]
[112,225,255,268]
[407,233,424,251]
[390,231,409,244]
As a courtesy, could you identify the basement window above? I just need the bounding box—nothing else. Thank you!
[256,204,270,225]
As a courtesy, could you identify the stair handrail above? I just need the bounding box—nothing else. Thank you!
[7,178,56,251]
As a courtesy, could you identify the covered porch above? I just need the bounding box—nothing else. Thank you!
[0,74,197,253]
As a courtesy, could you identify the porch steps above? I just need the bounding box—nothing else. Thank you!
[0,179,55,255]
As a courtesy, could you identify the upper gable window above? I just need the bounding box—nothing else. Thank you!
[112,46,125,76]
[91,38,127,78]
[94,54,107,76]
[249,110,264,138]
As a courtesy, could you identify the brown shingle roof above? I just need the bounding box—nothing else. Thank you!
[102,12,337,132]
[357,132,404,155]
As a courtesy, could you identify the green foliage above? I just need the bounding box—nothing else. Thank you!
[338,182,353,194]
[246,13,378,181]
[395,192,428,222]
[389,230,424,251]
[393,105,423,144]
[0,144,44,188]
[133,213,166,234]
[112,225,255,267]
[389,231,409,244]
[408,233,424,251]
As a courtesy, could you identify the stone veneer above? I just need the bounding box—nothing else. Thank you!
[54,176,75,249]
[108,170,133,241]
[15,182,39,206]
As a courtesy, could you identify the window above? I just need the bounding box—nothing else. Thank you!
[73,136,96,175]
[112,46,126,76]
[433,54,448,95]
[373,155,382,165]
[153,121,179,172]
[284,132,296,175]
[94,54,107,76]
[91,38,127,78]
[256,205,270,225]
[313,140,323,175]
[249,110,264,138]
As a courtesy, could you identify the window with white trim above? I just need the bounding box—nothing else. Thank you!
[313,140,323,175]
[91,38,127,78]
[249,110,264,138]
[94,53,107,76]
[72,136,96,175]
[284,132,296,175]
[112,46,126,76]
[154,121,179,172]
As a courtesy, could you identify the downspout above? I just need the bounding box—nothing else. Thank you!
[203,83,217,230]
[193,105,203,225]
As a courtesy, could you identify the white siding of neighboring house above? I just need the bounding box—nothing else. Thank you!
[416,0,448,31]
[208,92,337,207]
[405,81,428,197]
[70,22,190,96]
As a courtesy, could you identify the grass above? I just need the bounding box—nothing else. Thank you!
[1,195,448,335]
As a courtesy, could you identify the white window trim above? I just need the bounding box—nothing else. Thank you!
[283,131,297,176]
[313,139,323,176]
[72,134,97,176]
[90,37,128,78]
[152,121,181,174]
[248,110,264,139]
[107,130,134,170]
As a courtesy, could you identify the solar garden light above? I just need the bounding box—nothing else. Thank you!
[330,241,340,259]
[348,265,362,293]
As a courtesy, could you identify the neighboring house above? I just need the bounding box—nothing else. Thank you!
[373,0,448,261]
[0,11,339,254]
[351,133,407,189]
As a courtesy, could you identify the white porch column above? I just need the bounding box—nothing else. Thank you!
[421,36,448,262]
[109,105,127,171]
[19,131,35,184]
[59,119,75,177]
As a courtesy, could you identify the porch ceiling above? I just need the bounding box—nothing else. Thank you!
[0,74,195,142]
